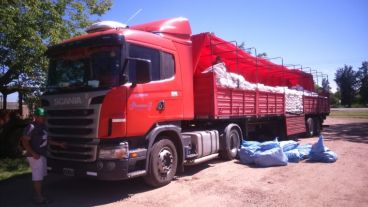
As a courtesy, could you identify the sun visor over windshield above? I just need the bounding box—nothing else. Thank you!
[45,34,125,57]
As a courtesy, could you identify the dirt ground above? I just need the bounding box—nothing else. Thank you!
[0,117,367,207]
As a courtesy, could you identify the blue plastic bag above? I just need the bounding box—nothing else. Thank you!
[239,146,258,164]
[311,135,329,152]
[318,151,338,163]
[239,141,260,164]
[297,144,312,159]
[259,138,279,151]
[280,140,299,152]
[309,135,338,163]
[253,146,288,167]
[284,149,301,162]
[241,140,261,147]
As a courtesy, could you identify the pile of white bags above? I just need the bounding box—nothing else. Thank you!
[202,63,319,113]
[285,88,304,113]
[303,91,318,97]
[202,63,244,88]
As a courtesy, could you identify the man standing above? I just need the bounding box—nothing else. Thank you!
[21,107,65,204]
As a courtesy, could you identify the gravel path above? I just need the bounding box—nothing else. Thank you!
[1,117,367,207]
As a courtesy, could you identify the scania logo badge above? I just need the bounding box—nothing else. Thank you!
[53,97,82,105]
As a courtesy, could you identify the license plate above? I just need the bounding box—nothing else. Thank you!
[63,168,75,176]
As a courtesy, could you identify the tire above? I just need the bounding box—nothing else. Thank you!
[220,128,241,160]
[144,138,178,187]
[305,117,314,137]
[314,118,321,136]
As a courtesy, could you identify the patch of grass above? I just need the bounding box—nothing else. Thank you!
[330,110,368,118]
[0,158,30,181]
[351,103,368,108]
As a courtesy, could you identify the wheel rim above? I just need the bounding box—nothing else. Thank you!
[157,147,173,175]
[229,131,240,157]
[307,119,314,135]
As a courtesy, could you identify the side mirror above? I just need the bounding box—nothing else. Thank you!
[125,57,151,86]
[135,58,151,84]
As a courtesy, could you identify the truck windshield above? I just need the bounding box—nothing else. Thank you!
[47,46,121,91]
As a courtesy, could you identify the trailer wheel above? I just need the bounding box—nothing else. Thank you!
[144,138,178,187]
[314,118,321,135]
[220,128,241,160]
[306,117,314,137]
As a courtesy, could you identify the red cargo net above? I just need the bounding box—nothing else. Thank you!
[191,33,315,91]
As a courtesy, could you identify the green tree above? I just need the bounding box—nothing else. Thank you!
[329,91,340,107]
[357,61,368,105]
[322,78,331,92]
[0,0,112,108]
[334,65,358,107]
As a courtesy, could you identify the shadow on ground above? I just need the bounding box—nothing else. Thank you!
[179,159,223,177]
[0,159,223,207]
[1,121,367,206]
[322,122,368,144]
[0,172,152,207]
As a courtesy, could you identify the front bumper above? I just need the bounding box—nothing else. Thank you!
[47,149,147,180]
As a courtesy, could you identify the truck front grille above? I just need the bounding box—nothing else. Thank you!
[49,127,93,135]
[48,109,94,117]
[47,108,96,138]
[48,119,93,126]
[46,108,100,162]
[48,137,98,162]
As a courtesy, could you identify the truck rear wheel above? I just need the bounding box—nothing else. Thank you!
[314,118,321,135]
[306,117,314,137]
[144,138,178,187]
[220,128,241,160]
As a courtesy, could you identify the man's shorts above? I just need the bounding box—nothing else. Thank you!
[27,156,47,181]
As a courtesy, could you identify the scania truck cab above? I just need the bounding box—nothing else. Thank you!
[44,18,198,186]
[43,18,329,187]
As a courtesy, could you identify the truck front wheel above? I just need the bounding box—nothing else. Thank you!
[144,138,178,187]
[220,128,241,160]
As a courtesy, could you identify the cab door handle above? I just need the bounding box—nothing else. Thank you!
[157,100,165,111]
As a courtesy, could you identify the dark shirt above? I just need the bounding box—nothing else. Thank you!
[23,122,48,156]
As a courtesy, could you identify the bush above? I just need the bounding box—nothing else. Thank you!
[0,158,30,181]
[0,118,29,158]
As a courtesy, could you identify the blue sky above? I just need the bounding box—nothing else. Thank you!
[103,0,368,92]
[7,0,368,101]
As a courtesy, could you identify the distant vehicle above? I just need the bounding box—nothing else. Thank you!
[43,17,329,187]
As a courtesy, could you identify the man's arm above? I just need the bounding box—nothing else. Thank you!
[48,139,67,148]
[21,136,40,159]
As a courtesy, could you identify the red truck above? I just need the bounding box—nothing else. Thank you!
[43,17,329,187]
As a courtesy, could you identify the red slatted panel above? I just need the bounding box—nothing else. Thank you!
[194,73,285,119]
[231,90,245,115]
[285,115,306,136]
[258,91,284,115]
[304,95,330,114]
[244,90,257,115]
[303,96,318,113]
[318,96,330,113]
[276,93,285,114]
[217,88,231,116]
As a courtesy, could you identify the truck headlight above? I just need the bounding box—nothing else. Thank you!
[99,142,129,160]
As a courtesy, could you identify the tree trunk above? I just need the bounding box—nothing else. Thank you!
[2,94,7,110]
[18,92,23,116]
